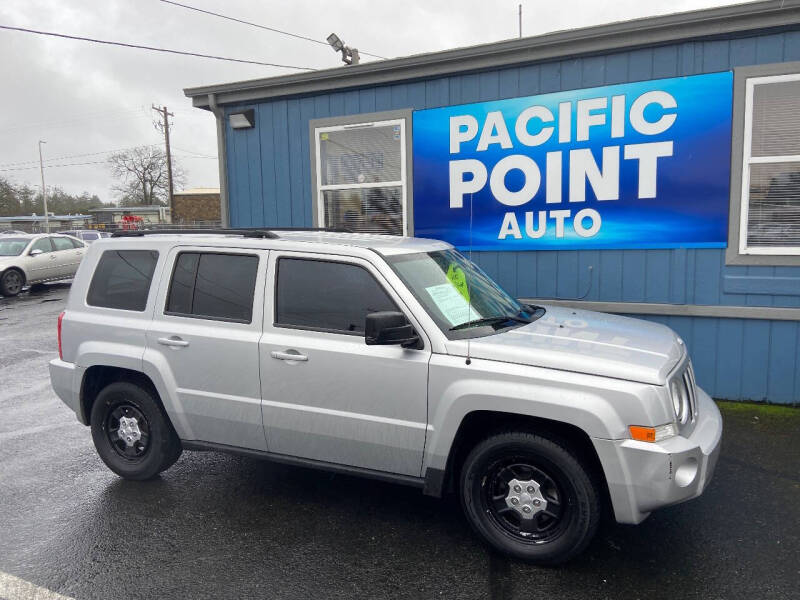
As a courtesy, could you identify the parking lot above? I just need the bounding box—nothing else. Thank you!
[1,282,799,600]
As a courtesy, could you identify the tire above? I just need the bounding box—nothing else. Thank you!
[1,269,24,297]
[460,431,600,565]
[90,381,182,480]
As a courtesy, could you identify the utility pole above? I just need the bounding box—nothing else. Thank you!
[38,140,49,233]
[152,104,175,210]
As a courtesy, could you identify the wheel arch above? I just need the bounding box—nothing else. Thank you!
[1,265,27,287]
[423,410,611,513]
[80,365,162,425]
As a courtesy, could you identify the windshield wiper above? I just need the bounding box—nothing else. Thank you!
[449,314,531,331]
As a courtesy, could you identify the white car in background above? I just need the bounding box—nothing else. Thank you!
[0,233,86,297]
[59,230,111,244]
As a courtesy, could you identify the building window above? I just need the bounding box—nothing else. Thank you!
[739,73,800,256]
[314,118,408,236]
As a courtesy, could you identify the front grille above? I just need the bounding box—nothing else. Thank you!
[684,362,698,424]
[672,359,698,434]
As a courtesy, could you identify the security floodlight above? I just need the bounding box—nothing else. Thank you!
[326,33,343,52]
[327,32,359,66]
[229,109,255,130]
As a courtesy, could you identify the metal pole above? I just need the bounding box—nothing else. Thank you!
[153,104,175,213]
[519,4,522,38]
[38,140,49,233]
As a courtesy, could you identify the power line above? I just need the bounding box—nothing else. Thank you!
[0,24,316,70]
[172,145,216,158]
[0,159,109,173]
[0,144,160,168]
[159,0,386,60]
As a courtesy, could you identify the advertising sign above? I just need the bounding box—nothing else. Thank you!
[412,72,733,250]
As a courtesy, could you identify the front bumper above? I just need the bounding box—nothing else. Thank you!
[592,387,722,524]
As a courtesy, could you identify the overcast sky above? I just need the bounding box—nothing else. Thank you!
[0,0,749,204]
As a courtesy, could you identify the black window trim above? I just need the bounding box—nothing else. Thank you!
[163,250,260,325]
[272,255,405,338]
[85,249,160,313]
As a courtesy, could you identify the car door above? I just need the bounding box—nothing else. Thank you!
[145,246,269,450]
[24,237,58,282]
[50,236,85,278]
[259,251,431,477]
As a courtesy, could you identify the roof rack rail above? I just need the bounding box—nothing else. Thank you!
[111,228,279,239]
[110,226,355,239]
[268,227,353,234]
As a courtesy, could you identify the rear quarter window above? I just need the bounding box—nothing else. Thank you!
[87,250,159,311]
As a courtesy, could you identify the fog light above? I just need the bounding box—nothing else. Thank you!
[674,457,699,487]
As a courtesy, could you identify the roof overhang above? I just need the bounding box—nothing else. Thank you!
[185,0,800,109]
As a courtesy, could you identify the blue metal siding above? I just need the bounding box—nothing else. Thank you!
[225,30,800,404]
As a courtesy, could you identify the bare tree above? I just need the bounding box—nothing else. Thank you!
[108,146,185,206]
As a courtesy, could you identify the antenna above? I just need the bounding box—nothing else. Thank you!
[466,193,473,366]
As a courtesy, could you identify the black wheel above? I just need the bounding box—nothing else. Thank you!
[1,269,23,297]
[460,431,600,564]
[90,381,182,480]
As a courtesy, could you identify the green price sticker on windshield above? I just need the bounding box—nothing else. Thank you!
[446,263,470,303]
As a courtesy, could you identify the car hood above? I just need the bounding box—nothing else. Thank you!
[462,306,684,385]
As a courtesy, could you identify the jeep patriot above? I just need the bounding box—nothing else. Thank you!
[49,229,722,563]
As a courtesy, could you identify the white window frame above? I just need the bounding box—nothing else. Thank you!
[739,72,800,256]
[314,118,408,235]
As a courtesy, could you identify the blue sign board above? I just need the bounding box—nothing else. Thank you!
[412,72,733,250]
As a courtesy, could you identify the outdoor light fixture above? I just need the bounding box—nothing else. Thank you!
[326,33,343,52]
[229,109,255,129]
[327,32,359,65]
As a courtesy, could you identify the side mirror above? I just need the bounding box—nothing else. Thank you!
[29,249,43,257]
[365,311,421,349]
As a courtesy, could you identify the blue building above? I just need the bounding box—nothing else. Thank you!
[185,1,800,404]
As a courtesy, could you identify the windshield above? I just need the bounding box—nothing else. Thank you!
[0,238,30,257]
[387,249,541,338]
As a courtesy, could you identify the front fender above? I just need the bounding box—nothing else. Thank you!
[423,354,670,474]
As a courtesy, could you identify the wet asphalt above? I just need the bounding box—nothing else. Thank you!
[0,283,799,600]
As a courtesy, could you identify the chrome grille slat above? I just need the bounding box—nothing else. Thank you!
[671,358,698,432]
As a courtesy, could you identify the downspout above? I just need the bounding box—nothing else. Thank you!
[208,93,230,228]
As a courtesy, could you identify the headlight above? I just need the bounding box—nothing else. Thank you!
[669,376,692,425]
[670,380,682,419]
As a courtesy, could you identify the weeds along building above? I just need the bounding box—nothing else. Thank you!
[185,0,800,404]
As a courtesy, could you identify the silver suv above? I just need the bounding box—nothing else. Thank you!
[49,229,722,564]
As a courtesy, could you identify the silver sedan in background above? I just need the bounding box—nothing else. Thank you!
[0,233,86,297]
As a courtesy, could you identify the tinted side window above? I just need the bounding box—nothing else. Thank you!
[276,258,397,334]
[87,250,159,311]
[166,253,199,315]
[30,238,53,253]
[52,237,73,251]
[166,253,258,322]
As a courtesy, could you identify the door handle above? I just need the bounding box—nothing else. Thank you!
[271,350,308,362]
[157,336,190,348]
